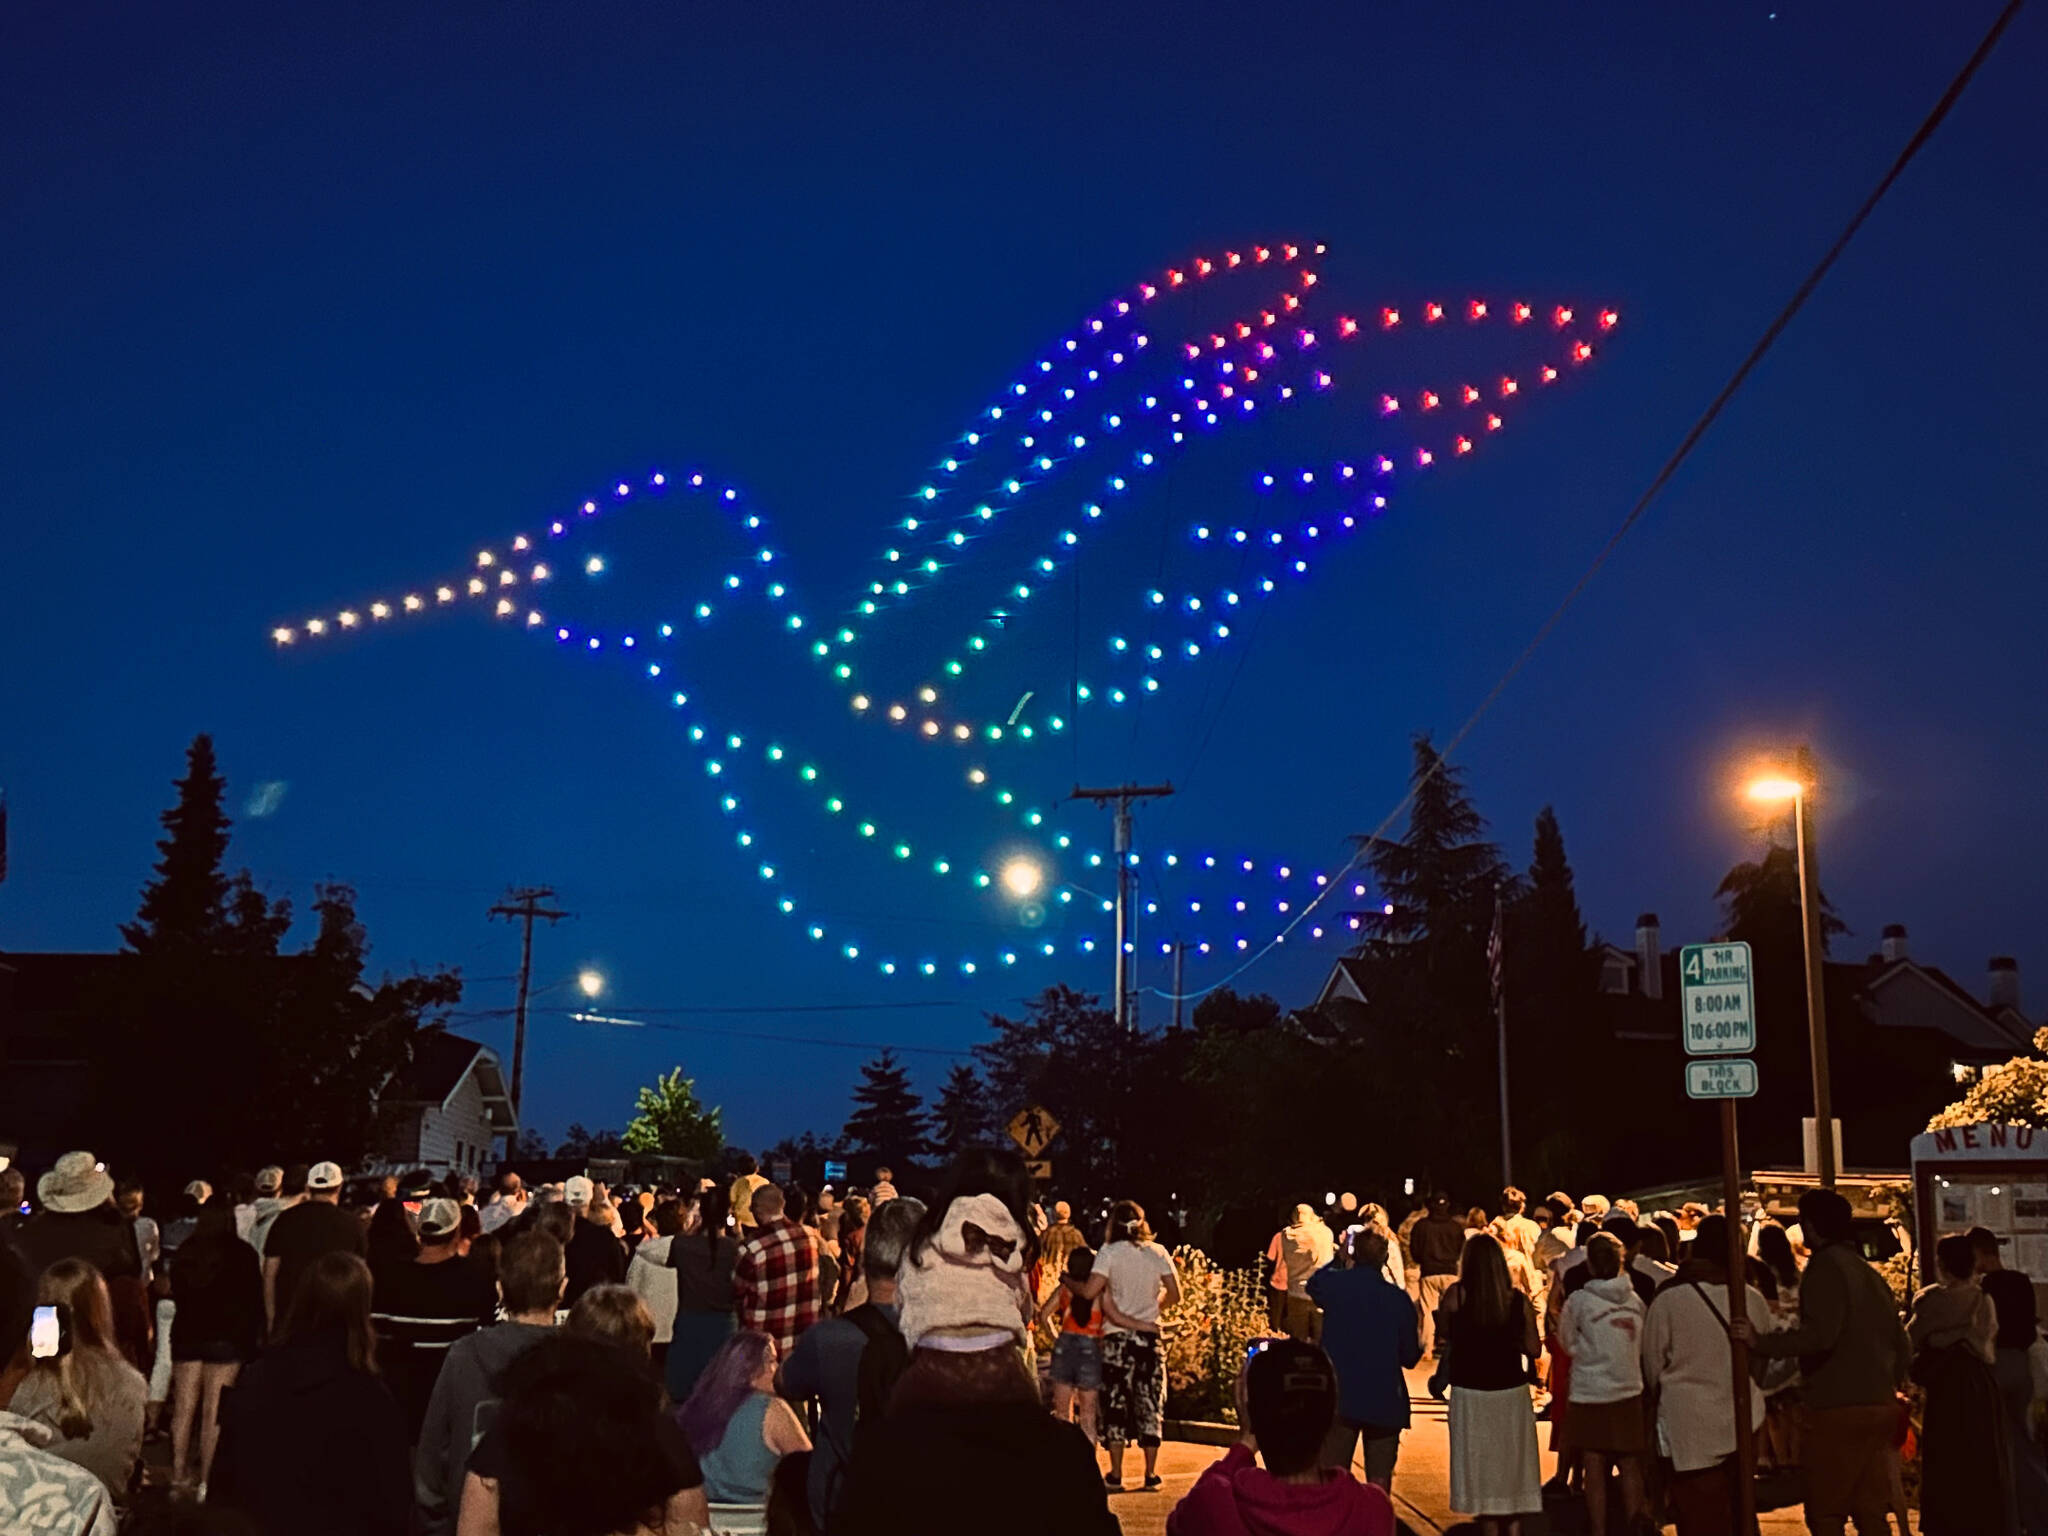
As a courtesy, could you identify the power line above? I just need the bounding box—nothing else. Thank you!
[1152,0,2027,1004]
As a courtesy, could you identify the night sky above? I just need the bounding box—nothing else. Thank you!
[5,3,2043,1152]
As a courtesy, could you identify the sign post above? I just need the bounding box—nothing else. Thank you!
[1680,941,1757,1534]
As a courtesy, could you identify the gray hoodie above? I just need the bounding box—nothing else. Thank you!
[414,1320,554,1533]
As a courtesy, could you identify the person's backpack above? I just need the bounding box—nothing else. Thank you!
[821,1302,910,1521]
[845,1302,910,1435]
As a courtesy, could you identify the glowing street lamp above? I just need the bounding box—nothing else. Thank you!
[1741,745,1835,1188]
[577,969,606,1000]
[999,857,1045,900]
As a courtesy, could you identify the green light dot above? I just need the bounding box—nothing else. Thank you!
[894,844,911,859]
[812,641,828,656]
[838,628,855,643]
[835,664,853,679]
[934,860,951,874]
[946,660,962,675]
[801,765,818,781]
[969,636,986,651]
[997,791,1014,806]
[827,798,843,813]
[976,873,992,888]
[860,823,876,837]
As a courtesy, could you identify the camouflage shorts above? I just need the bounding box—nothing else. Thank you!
[1100,1330,1165,1445]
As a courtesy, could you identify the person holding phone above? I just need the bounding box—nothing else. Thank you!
[0,1247,118,1535]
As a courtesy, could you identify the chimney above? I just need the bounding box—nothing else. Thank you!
[1880,923,1909,963]
[1636,913,1663,1000]
[1990,956,2021,1013]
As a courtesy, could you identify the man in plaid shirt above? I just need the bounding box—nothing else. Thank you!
[734,1183,820,1357]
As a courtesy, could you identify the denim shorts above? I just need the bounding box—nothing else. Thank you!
[1049,1332,1104,1391]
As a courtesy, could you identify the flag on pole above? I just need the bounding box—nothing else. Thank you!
[1487,889,1504,1010]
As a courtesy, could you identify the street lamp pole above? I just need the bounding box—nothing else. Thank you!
[1790,745,1836,1188]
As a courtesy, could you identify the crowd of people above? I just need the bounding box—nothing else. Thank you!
[4,1145,2047,1536]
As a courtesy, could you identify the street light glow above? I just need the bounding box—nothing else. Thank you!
[999,858,1045,899]
[1745,776,1805,802]
[577,969,605,999]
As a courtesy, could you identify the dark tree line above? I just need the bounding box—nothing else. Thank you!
[92,735,462,1186]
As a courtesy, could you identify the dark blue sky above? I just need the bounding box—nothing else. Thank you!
[4,2,2043,1152]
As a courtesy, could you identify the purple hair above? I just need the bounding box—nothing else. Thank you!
[675,1329,776,1456]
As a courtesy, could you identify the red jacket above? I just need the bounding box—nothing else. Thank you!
[1166,1445,1395,1536]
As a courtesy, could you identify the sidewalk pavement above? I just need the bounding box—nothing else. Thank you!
[1099,1365,1900,1535]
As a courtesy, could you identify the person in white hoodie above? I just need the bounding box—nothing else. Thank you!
[1557,1234,1648,1536]
[624,1200,681,1374]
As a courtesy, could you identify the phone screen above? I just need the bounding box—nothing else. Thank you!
[29,1305,65,1360]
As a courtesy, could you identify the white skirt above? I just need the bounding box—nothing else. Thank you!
[1448,1384,1542,1516]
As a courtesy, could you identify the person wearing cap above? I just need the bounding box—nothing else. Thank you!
[478,1170,528,1235]
[260,1160,364,1335]
[370,1197,497,1441]
[1167,1337,1396,1536]
[1040,1199,1085,1298]
[0,1245,118,1536]
[560,1174,627,1306]
[247,1165,306,1259]
[11,1153,142,1288]
[835,1150,1115,1536]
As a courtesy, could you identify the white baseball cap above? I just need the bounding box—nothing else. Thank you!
[417,1198,463,1238]
[564,1175,594,1206]
[307,1162,345,1192]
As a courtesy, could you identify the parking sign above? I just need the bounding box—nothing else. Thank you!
[1679,941,1755,1057]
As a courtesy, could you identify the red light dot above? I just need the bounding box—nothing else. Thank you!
[1501,377,1519,396]
[1211,334,1226,350]
[1282,294,1299,311]
[1421,391,1440,410]
[1242,367,1259,382]
[1468,300,1488,321]
[1486,414,1502,431]
[1553,305,1573,326]
[1455,436,1472,455]
[1184,343,1201,360]
[1261,311,1276,327]
[1425,302,1444,323]
[1236,322,1252,339]
[1254,246,1270,262]
[1381,308,1401,328]
[1461,385,1480,404]
[1140,284,1157,300]
[1379,395,1399,415]
[1599,309,1619,329]
[1338,316,1358,336]
[1282,243,1298,259]
[1225,251,1241,267]
[1512,302,1532,323]
[1195,258,1213,276]
[1301,270,1318,286]
[1572,341,1594,362]
[1541,365,1559,383]
[1168,270,1185,287]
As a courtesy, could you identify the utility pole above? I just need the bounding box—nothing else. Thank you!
[488,886,569,1118]
[1791,744,1836,1188]
[1068,783,1173,1033]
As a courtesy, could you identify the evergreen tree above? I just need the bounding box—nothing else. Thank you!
[842,1049,930,1160]
[1358,734,1508,951]
[556,1124,627,1159]
[1343,734,1509,1191]
[931,1062,995,1156]
[622,1067,725,1160]
[1506,807,1600,1185]
[122,734,234,953]
[1715,845,1847,954]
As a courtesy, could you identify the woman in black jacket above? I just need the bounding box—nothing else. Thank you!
[208,1250,409,1535]
[167,1196,262,1497]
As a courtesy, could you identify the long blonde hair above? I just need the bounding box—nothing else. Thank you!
[33,1259,121,1439]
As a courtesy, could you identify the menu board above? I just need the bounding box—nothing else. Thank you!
[1934,1174,2048,1274]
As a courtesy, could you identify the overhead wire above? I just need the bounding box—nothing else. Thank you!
[1149,0,2028,1005]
